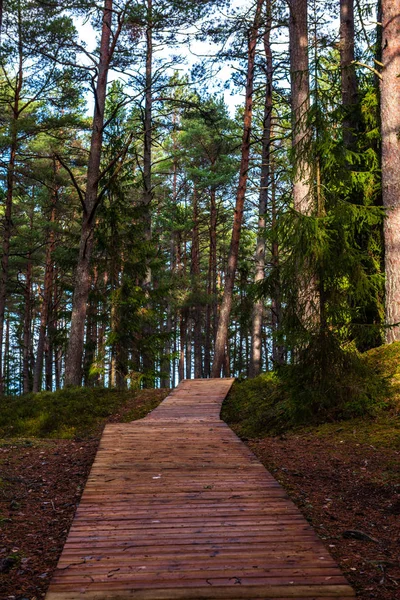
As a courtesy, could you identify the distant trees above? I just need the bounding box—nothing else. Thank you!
[211,0,264,377]
[0,0,396,393]
[64,0,123,386]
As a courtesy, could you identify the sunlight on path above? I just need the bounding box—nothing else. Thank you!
[45,378,354,600]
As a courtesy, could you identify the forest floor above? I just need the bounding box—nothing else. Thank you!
[1,388,399,600]
[246,425,400,600]
[0,388,169,600]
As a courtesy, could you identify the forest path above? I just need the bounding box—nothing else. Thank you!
[45,378,354,600]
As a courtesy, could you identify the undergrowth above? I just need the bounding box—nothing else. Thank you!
[0,387,166,439]
[222,339,400,440]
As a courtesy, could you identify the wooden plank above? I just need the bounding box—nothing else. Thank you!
[45,378,354,600]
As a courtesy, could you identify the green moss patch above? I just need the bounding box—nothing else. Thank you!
[222,340,400,444]
[0,387,167,439]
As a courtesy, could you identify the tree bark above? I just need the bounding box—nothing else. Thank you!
[211,0,264,378]
[178,312,186,382]
[33,165,57,393]
[160,310,171,387]
[381,0,400,343]
[289,0,319,330]
[191,183,202,378]
[289,0,312,215]
[0,2,23,394]
[270,156,285,365]
[340,0,359,148]
[83,270,98,386]
[249,1,273,378]
[22,256,33,394]
[64,0,112,386]
[141,0,155,386]
[204,187,217,377]
[185,319,192,380]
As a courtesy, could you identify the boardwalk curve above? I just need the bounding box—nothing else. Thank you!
[46,378,354,600]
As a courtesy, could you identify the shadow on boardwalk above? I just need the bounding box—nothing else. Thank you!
[45,378,354,600]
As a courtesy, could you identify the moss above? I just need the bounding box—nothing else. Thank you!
[301,414,400,450]
[222,339,400,441]
[0,387,164,439]
[221,373,286,438]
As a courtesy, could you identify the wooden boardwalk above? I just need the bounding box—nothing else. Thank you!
[46,378,354,600]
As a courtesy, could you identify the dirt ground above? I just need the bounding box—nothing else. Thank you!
[1,426,399,599]
[248,434,400,600]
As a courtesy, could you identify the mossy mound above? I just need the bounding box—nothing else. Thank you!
[0,387,166,439]
[222,339,400,439]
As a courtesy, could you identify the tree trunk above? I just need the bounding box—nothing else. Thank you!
[4,314,9,393]
[33,172,57,393]
[64,0,112,386]
[191,183,202,378]
[340,0,358,148]
[141,0,155,386]
[185,319,192,380]
[211,0,264,377]
[204,188,217,377]
[289,0,312,215]
[22,257,33,394]
[381,0,400,343]
[172,314,177,387]
[83,271,98,386]
[270,157,285,365]
[289,0,319,330]
[0,4,23,394]
[223,344,230,378]
[160,310,171,387]
[178,312,186,382]
[249,1,273,378]
[53,271,61,390]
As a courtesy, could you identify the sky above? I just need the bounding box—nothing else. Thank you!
[75,0,249,116]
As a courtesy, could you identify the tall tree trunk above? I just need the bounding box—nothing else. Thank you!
[4,313,9,393]
[223,344,230,378]
[160,310,171,387]
[270,157,284,365]
[289,0,318,330]
[64,0,112,386]
[250,1,273,378]
[178,312,186,382]
[33,168,57,393]
[191,183,202,378]
[289,0,312,214]
[141,0,155,386]
[83,270,98,386]
[381,0,400,343]
[185,319,192,380]
[340,0,358,148]
[211,0,264,377]
[172,314,177,387]
[22,257,33,394]
[53,270,62,390]
[0,3,23,394]
[45,312,54,391]
[204,188,217,377]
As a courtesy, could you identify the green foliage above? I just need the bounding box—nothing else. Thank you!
[280,332,389,424]
[223,338,400,439]
[0,387,163,439]
[221,373,285,438]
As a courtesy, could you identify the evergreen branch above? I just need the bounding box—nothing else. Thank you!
[90,131,135,223]
[55,154,86,212]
